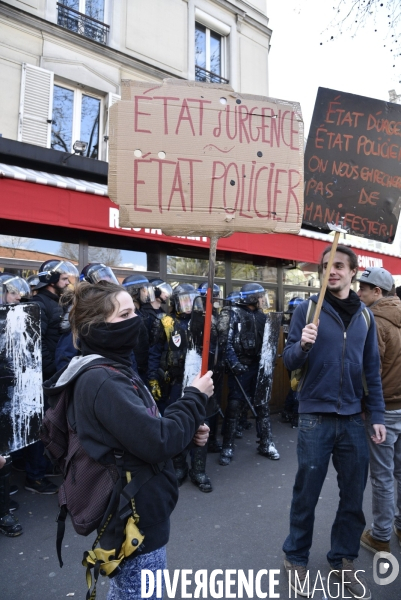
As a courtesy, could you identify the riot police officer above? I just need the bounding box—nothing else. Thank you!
[55,263,119,370]
[0,274,31,536]
[122,274,154,382]
[219,283,275,466]
[141,279,173,342]
[148,284,207,487]
[281,296,303,427]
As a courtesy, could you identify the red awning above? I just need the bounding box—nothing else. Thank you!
[1,177,401,273]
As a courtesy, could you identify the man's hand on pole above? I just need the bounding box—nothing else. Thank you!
[301,322,318,351]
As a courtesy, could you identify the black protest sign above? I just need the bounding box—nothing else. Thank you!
[304,87,401,243]
[0,303,43,453]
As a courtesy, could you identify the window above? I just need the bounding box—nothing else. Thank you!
[51,85,101,158]
[19,64,115,158]
[167,256,225,277]
[57,0,109,45]
[232,258,277,283]
[283,263,320,287]
[194,10,230,84]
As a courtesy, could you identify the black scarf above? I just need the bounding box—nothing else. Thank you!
[325,289,361,329]
[80,317,143,368]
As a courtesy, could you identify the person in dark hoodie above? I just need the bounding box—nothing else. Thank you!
[43,281,212,600]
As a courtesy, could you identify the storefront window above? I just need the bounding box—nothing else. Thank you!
[0,235,77,277]
[167,256,225,277]
[284,291,313,312]
[232,258,277,283]
[283,262,320,287]
[86,245,159,272]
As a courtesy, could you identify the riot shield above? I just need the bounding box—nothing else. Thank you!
[0,303,43,453]
[253,312,282,408]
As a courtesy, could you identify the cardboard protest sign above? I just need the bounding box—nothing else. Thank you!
[0,303,43,453]
[108,79,304,237]
[304,87,401,243]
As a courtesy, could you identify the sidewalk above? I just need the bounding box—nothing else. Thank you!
[1,415,400,599]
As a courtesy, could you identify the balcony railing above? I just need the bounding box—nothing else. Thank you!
[57,3,109,45]
[195,65,229,84]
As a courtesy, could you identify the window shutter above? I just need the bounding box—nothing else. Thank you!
[105,92,121,161]
[18,63,53,147]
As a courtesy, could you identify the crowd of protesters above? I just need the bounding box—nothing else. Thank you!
[1,244,401,600]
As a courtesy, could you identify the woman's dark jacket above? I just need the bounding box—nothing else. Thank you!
[43,355,208,553]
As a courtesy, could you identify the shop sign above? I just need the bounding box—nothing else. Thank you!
[304,87,401,244]
[108,79,304,237]
[357,254,383,268]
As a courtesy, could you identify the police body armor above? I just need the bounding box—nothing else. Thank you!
[232,307,266,365]
[158,315,189,382]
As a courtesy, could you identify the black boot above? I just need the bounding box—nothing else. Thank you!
[189,445,212,493]
[219,419,237,466]
[256,406,280,460]
[207,415,222,452]
[0,457,23,537]
[172,452,188,487]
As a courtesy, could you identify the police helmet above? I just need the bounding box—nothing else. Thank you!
[238,283,268,308]
[287,297,303,313]
[0,273,31,305]
[37,260,79,289]
[122,274,155,304]
[26,274,40,291]
[197,282,220,298]
[171,283,199,314]
[224,291,240,306]
[149,278,173,303]
[80,263,119,285]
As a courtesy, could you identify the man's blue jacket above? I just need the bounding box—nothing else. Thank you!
[283,294,385,424]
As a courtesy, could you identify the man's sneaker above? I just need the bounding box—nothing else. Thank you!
[284,559,311,597]
[394,523,401,548]
[25,477,58,495]
[329,558,371,599]
[9,484,18,496]
[360,529,390,554]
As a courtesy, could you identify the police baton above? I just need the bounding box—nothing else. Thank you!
[227,363,257,418]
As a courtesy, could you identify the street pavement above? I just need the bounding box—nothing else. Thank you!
[1,414,400,600]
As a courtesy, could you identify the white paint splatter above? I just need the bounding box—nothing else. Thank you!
[182,348,202,392]
[258,318,275,378]
[1,304,43,450]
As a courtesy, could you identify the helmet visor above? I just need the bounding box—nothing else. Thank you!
[156,282,173,300]
[258,292,270,310]
[139,285,156,304]
[87,266,119,285]
[1,276,31,304]
[48,261,79,287]
[176,292,199,314]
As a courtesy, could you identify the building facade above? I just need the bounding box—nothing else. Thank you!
[1,1,401,408]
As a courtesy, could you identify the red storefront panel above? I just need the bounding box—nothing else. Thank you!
[1,178,401,273]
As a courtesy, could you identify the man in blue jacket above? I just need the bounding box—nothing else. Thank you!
[282,244,386,600]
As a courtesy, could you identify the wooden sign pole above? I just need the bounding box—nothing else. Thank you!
[201,236,219,376]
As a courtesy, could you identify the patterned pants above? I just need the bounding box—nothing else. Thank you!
[107,546,167,600]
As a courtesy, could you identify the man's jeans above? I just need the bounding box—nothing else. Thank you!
[366,410,401,541]
[283,413,369,567]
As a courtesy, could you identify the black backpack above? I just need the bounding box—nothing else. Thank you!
[40,364,163,598]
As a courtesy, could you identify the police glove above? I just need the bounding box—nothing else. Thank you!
[231,363,248,375]
[149,379,162,402]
